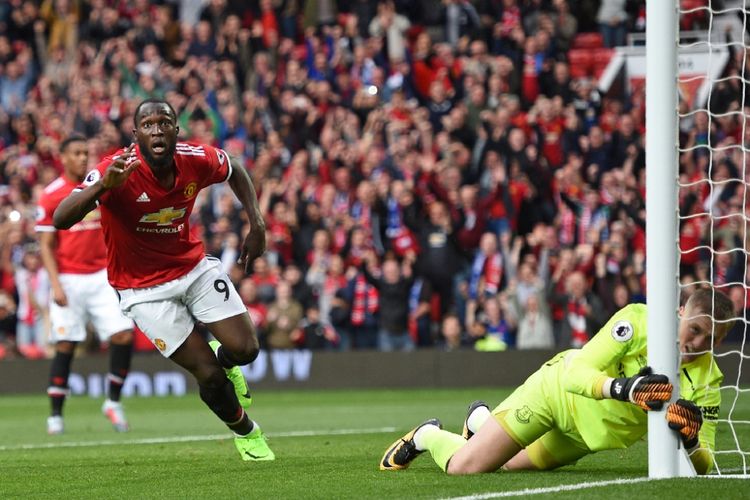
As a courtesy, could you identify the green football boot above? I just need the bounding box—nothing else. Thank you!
[209,340,253,409]
[234,425,275,461]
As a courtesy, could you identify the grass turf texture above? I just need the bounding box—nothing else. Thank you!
[1,388,749,499]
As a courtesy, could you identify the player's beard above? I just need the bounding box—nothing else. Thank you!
[140,140,177,170]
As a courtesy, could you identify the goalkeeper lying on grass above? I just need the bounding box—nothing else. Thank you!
[380,288,734,475]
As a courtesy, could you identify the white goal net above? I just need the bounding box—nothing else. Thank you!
[677,0,750,476]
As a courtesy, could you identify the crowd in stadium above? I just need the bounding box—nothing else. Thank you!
[0,0,745,359]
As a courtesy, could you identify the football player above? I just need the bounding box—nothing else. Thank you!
[54,99,273,461]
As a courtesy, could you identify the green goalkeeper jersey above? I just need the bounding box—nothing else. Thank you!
[560,303,722,463]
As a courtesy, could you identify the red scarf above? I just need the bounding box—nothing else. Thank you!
[483,253,503,295]
[559,207,575,245]
[567,299,588,347]
[578,205,592,245]
[23,272,39,325]
[351,274,378,326]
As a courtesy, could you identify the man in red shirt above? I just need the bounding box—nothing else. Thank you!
[53,99,273,461]
[36,135,135,435]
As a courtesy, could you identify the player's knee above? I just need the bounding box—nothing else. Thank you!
[55,341,76,355]
[230,336,260,365]
[237,344,259,364]
[110,330,133,345]
[445,456,470,475]
[445,454,492,475]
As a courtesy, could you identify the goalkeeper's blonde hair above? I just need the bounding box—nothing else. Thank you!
[685,287,736,341]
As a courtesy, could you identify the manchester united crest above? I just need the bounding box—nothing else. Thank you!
[154,338,166,351]
[184,182,197,199]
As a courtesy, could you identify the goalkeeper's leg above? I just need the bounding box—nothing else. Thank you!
[412,416,523,474]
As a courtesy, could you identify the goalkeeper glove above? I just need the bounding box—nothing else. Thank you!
[609,366,673,411]
[666,398,703,449]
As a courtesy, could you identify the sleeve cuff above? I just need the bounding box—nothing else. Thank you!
[594,375,611,399]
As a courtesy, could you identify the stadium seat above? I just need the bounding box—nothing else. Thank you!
[592,48,615,78]
[680,0,708,30]
[567,49,594,78]
[572,32,604,50]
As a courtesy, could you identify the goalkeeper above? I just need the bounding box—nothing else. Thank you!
[380,288,734,475]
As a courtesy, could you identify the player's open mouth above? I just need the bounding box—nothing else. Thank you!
[152,144,166,155]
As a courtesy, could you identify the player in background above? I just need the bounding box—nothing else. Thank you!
[53,99,273,461]
[36,135,135,435]
[380,288,734,475]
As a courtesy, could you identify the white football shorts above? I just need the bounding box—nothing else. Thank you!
[50,269,134,343]
[117,256,247,357]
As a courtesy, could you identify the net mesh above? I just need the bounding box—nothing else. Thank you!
[677,0,750,475]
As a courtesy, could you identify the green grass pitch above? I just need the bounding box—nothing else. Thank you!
[1,388,749,499]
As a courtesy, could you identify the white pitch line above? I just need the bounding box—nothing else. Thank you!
[441,473,750,500]
[440,477,661,500]
[0,426,398,452]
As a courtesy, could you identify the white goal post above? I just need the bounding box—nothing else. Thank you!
[647,0,750,478]
[646,0,683,479]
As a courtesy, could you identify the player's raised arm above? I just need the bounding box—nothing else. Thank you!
[226,154,266,274]
[53,144,140,229]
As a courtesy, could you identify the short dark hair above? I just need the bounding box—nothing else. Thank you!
[134,98,177,127]
[60,134,87,153]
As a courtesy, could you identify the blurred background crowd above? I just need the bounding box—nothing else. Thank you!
[0,0,747,359]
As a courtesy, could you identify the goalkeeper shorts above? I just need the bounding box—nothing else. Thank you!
[491,351,592,469]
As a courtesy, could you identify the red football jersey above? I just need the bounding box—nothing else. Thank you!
[83,142,232,289]
[36,175,108,274]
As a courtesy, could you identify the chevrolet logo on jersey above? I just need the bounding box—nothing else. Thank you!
[139,207,186,226]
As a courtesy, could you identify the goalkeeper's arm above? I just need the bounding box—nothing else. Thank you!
[667,399,712,475]
[603,366,674,411]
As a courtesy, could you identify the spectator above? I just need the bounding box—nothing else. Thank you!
[506,284,554,350]
[597,0,628,48]
[439,312,464,351]
[300,304,339,350]
[368,1,410,63]
[239,278,268,339]
[409,275,434,347]
[0,290,16,359]
[0,49,35,116]
[283,263,315,311]
[362,251,416,352]
[12,243,49,359]
[405,199,467,317]
[551,0,578,52]
[342,263,380,350]
[550,270,606,348]
[0,0,738,359]
[466,294,511,351]
[265,280,304,350]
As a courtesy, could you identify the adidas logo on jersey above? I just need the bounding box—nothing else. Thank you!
[136,192,151,203]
